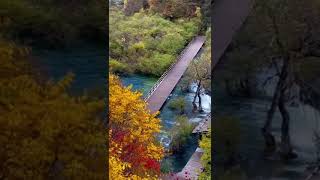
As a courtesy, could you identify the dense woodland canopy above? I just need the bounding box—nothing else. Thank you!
[109,0,212,179]
[109,0,212,76]
[109,9,201,76]
[0,0,106,48]
[0,0,213,179]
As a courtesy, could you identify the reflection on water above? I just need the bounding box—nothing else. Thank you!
[214,79,320,179]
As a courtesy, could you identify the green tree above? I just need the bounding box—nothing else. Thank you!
[168,97,186,114]
[185,29,211,112]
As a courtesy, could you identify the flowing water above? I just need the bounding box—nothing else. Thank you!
[121,75,158,95]
[30,45,211,173]
[120,75,211,172]
[31,45,106,95]
[119,42,210,172]
[213,71,320,179]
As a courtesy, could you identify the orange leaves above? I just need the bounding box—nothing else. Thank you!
[108,74,164,178]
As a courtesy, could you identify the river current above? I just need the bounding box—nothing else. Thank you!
[31,46,211,172]
[214,68,320,179]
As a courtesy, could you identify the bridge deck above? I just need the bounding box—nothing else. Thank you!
[159,148,204,180]
[176,147,204,179]
[146,36,206,113]
[192,114,211,134]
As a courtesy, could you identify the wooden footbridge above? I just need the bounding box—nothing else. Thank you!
[144,36,206,113]
[144,36,207,180]
[147,0,253,178]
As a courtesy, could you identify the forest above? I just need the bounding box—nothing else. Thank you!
[0,0,106,48]
[0,0,213,179]
[109,0,212,179]
[0,0,106,179]
[109,0,211,77]
[109,9,200,76]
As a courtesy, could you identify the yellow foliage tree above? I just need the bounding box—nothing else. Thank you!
[199,128,212,180]
[108,74,164,179]
[0,40,105,179]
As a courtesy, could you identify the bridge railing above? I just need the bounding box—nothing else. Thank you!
[144,37,195,101]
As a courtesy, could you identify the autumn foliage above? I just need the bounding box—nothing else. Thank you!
[0,40,105,179]
[108,74,164,179]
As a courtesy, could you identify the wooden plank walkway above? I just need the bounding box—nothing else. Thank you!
[146,36,206,113]
[159,148,204,180]
[192,114,211,134]
[212,0,253,68]
[159,0,254,178]
[176,147,204,180]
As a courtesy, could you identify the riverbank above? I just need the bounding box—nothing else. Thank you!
[213,68,320,179]
[120,74,211,172]
[30,38,209,174]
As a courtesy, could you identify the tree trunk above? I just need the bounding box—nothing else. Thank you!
[193,80,202,112]
[278,92,294,158]
[262,58,289,154]
[278,60,297,159]
[192,87,198,112]
[198,88,203,112]
[262,70,284,153]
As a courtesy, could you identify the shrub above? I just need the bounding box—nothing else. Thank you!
[137,52,173,76]
[170,115,194,152]
[109,8,200,76]
[157,34,185,54]
[160,159,173,173]
[168,97,186,114]
[199,129,211,180]
[109,59,129,74]
[180,20,200,40]
[128,41,146,59]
